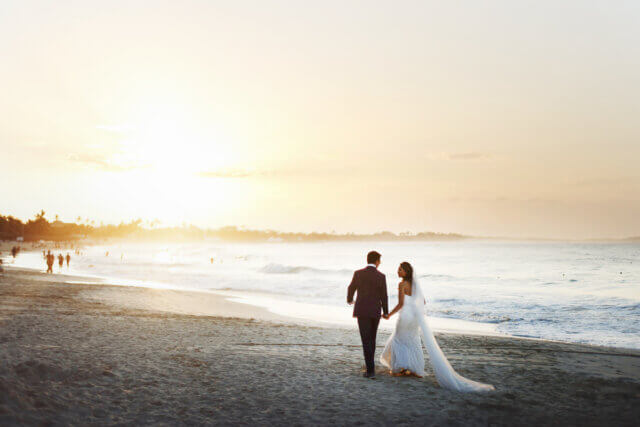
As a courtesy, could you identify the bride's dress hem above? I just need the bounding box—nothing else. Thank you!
[380,275,495,393]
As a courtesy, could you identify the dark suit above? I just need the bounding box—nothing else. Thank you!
[347,266,389,375]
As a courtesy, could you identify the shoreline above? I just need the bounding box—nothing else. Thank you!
[2,259,637,352]
[2,263,640,358]
[1,267,640,425]
[2,255,503,337]
[8,265,637,354]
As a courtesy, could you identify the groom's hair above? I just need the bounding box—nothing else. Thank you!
[367,251,381,264]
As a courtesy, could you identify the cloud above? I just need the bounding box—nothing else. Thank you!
[447,152,492,161]
[196,169,265,179]
[67,153,141,172]
[574,178,632,188]
[447,196,560,204]
[96,124,135,133]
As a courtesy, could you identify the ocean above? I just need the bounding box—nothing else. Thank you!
[9,240,640,349]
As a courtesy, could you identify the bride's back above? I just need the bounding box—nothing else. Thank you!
[400,280,412,297]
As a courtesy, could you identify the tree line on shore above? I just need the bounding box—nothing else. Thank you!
[0,211,467,242]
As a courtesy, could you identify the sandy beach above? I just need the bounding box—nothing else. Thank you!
[1,266,639,426]
[4,1,640,424]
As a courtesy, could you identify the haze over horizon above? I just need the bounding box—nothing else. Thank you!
[2,1,640,239]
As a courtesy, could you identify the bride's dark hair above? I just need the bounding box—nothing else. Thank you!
[400,262,413,283]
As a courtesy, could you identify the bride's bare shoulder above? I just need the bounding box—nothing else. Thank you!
[399,280,411,294]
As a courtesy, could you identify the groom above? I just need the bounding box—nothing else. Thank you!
[347,251,389,379]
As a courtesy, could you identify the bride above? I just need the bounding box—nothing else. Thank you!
[380,262,494,392]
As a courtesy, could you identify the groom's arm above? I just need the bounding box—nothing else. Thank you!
[347,271,358,304]
[381,275,389,316]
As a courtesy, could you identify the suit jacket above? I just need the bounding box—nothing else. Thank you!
[347,266,389,318]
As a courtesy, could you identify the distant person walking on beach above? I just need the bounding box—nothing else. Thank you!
[65,253,71,267]
[58,254,64,268]
[11,246,19,258]
[46,251,54,273]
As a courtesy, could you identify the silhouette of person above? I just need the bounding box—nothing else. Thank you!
[58,254,64,268]
[66,253,71,267]
[46,251,54,273]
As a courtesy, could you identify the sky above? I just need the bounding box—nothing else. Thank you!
[1,0,639,239]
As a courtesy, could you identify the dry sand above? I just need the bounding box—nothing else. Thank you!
[1,267,639,426]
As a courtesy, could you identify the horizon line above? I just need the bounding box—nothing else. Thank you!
[1,212,639,243]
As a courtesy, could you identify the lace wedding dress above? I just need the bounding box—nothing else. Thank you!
[380,273,494,392]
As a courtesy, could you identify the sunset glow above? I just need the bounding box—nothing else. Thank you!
[2,1,639,238]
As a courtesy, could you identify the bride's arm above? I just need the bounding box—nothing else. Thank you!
[385,284,405,318]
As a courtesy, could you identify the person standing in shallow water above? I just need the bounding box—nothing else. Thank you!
[57,254,64,268]
[46,251,54,273]
[65,253,71,267]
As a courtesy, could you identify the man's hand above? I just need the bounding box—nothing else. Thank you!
[382,314,389,320]
[348,301,354,305]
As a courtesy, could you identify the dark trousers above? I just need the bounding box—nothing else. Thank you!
[357,316,380,375]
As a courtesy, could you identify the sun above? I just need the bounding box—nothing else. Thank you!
[91,102,247,225]
[115,103,236,175]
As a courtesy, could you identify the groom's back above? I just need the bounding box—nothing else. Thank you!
[347,267,388,318]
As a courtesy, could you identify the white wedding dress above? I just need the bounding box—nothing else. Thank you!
[380,273,494,392]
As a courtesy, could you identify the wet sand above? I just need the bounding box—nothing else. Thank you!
[1,267,639,426]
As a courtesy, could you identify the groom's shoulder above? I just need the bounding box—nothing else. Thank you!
[373,269,386,281]
[357,267,385,278]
